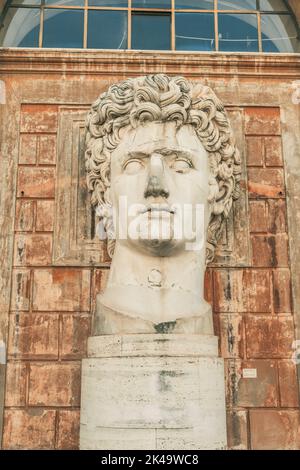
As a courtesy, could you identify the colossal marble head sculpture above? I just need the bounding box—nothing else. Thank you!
[85,75,241,334]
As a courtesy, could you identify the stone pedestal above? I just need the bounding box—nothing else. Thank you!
[80,334,227,450]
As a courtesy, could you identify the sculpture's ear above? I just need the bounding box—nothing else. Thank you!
[207,175,219,207]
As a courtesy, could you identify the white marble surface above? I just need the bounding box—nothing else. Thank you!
[80,334,227,450]
[87,333,218,357]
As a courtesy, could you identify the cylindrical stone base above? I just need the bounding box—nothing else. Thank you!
[80,334,227,450]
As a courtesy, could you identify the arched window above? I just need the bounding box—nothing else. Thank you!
[0,0,299,52]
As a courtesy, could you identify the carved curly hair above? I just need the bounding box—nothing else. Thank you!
[85,74,241,263]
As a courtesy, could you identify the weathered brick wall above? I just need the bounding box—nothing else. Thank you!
[1,103,108,449]
[3,104,83,449]
[215,108,299,450]
[1,55,299,449]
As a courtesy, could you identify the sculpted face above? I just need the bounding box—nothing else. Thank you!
[85,76,241,331]
[110,121,212,256]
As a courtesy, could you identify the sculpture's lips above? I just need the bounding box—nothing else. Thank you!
[141,205,175,215]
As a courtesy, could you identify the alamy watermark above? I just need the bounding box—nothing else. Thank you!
[96,197,206,252]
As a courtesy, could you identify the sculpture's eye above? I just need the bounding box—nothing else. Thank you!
[172,158,192,173]
[123,159,144,175]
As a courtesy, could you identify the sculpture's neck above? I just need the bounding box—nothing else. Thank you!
[100,241,211,325]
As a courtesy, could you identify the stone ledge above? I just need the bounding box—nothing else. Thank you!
[0,49,299,77]
[87,334,218,358]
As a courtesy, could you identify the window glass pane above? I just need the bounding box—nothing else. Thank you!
[132,0,171,8]
[218,13,259,51]
[88,11,127,49]
[0,7,40,47]
[45,0,84,5]
[132,13,170,50]
[88,0,128,6]
[11,0,41,4]
[261,14,300,52]
[176,13,215,51]
[259,0,288,11]
[43,9,84,47]
[175,0,214,9]
[217,0,257,9]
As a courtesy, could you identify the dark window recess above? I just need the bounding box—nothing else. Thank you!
[88,10,127,49]
[132,0,171,9]
[176,12,215,51]
[132,13,171,50]
[43,9,84,48]
[218,13,259,52]
[88,0,128,6]
[175,0,213,9]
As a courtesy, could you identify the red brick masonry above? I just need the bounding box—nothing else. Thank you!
[2,104,299,450]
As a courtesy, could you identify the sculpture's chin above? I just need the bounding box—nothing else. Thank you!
[120,214,179,256]
[121,214,198,256]
[128,237,185,257]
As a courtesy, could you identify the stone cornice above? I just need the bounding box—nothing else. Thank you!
[0,48,300,78]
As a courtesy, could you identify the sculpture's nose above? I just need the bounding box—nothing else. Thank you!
[144,154,170,199]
